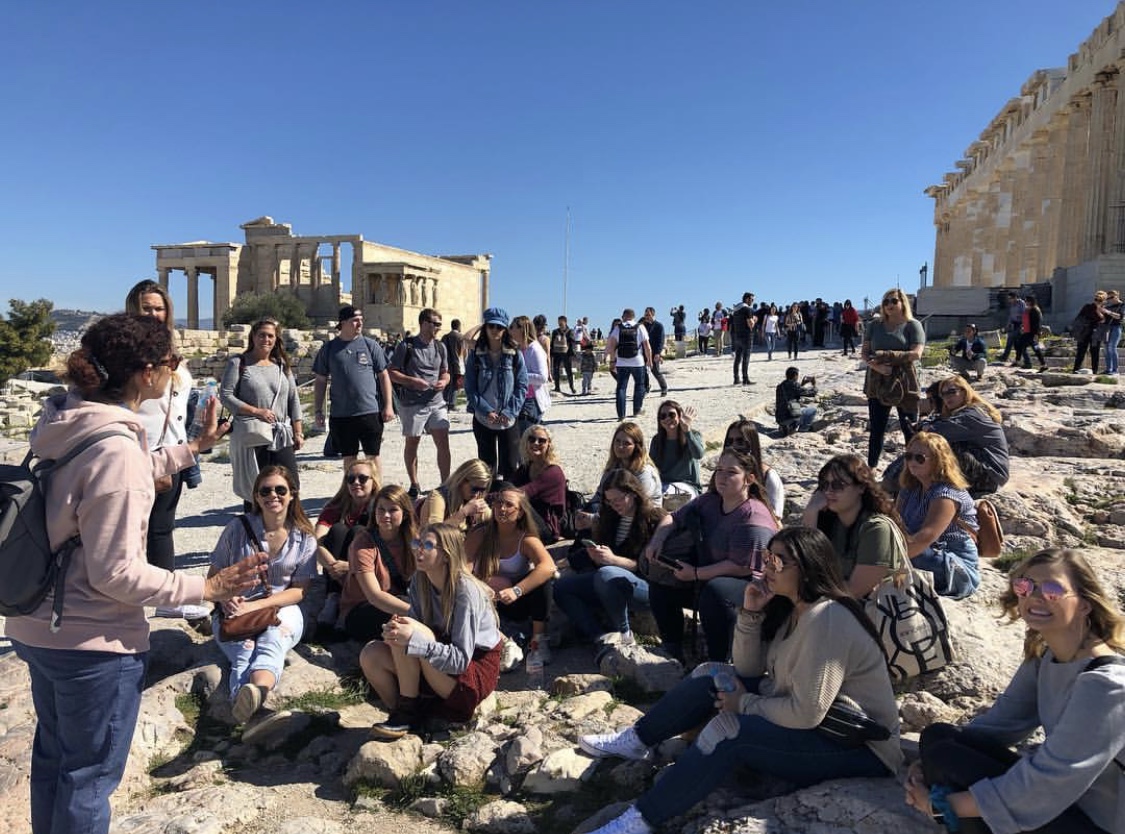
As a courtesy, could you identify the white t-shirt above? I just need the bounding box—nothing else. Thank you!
[609,320,649,368]
[765,314,779,335]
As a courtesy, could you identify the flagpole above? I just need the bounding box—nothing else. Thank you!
[563,207,570,319]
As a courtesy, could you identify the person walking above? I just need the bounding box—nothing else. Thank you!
[996,291,1025,364]
[441,318,465,412]
[762,303,779,361]
[840,299,860,356]
[697,310,712,356]
[549,315,577,395]
[729,292,756,386]
[606,308,652,420]
[389,308,452,498]
[1015,296,1049,371]
[642,307,668,397]
[313,306,395,476]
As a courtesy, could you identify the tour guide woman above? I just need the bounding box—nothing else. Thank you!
[862,288,925,468]
[907,547,1125,833]
[9,313,264,834]
[580,527,901,834]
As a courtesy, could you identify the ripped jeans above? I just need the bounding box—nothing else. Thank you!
[214,603,304,696]
[632,665,889,826]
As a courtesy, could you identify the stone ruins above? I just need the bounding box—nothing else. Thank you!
[923,2,1125,324]
[153,216,491,333]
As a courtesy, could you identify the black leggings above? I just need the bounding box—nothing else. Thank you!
[867,398,917,468]
[343,602,394,642]
[920,723,1106,833]
[496,581,551,625]
[472,419,520,481]
[1072,337,1102,374]
[146,471,184,571]
[786,330,800,358]
[1015,332,1046,368]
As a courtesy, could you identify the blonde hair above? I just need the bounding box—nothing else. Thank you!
[939,375,1002,423]
[519,424,559,467]
[898,432,969,491]
[509,315,536,347]
[1000,548,1125,659]
[413,522,494,636]
[323,460,380,521]
[125,280,176,337]
[881,288,914,320]
[443,459,493,517]
[601,422,652,475]
[1095,290,1108,302]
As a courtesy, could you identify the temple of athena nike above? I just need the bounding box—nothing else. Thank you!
[922,2,1125,325]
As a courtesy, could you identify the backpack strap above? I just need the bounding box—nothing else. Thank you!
[238,514,272,599]
[1084,655,1125,771]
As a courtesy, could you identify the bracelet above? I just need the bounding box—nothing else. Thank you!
[929,785,960,832]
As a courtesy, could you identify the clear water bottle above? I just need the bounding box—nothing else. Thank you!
[192,378,218,433]
[711,669,737,694]
[525,640,545,690]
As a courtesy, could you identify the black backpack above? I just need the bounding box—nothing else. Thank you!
[616,323,639,359]
[0,430,132,630]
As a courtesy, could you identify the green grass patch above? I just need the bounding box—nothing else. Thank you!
[274,683,367,713]
[372,776,490,828]
[991,548,1038,574]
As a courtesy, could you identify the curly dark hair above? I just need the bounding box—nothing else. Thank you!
[66,313,172,403]
[815,454,902,526]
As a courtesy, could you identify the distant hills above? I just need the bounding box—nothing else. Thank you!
[50,309,214,331]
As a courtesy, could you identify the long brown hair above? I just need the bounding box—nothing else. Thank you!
[601,422,651,475]
[651,400,691,469]
[125,280,176,336]
[594,470,666,558]
[412,522,494,636]
[245,317,293,374]
[710,448,778,526]
[473,485,539,581]
[816,454,901,525]
[251,465,314,535]
[370,484,418,579]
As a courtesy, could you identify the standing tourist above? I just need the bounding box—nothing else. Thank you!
[606,308,653,420]
[671,305,687,344]
[697,310,712,356]
[441,318,465,412]
[996,291,1025,365]
[1072,290,1109,374]
[641,307,669,397]
[840,299,860,356]
[1102,289,1123,376]
[1014,295,1048,372]
[389,308,452,498]
[222,317,303,506]
[550,315,577,395]
[313,305,395,476]
[579,342,597,395]
[762,303,779,361]
[784,302,803,360]
[464,307,528,481]
[729,292,756,386]
[862,288,925,468]
[10,313,265,834]
[510,315,552,441]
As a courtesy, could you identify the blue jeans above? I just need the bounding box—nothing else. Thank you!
[214,603,304,697]
[1106,323,1121,375]
[614,365,647,419]
[912,541,980,600]
[553,566,649,639]
[14,641,147,834]
[764,332,776,359]
[633,672,889,825]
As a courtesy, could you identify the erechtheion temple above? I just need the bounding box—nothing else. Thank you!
[153,216,490,333]
[922,2,1125,323]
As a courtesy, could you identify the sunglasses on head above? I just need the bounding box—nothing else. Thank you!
[905,452,929,464]
[346,474,372,485]
[1011,576,1071,602]
[411,539,439,553]
[819,478,854,492]
[258,485,289,498]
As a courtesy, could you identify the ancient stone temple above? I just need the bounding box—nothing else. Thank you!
[923,3,1125,323]
[153,217,490,333]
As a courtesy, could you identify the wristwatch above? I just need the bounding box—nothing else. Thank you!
[512,586,523,598]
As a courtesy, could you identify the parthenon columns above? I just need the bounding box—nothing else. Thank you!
[1083,72,1118,260]
[185,267,199,329]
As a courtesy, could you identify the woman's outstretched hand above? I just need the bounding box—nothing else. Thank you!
[204,552,268,602]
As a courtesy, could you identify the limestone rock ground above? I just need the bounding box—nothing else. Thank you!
[1,344,1123,833]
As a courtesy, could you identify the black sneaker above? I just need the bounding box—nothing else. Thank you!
[407,484,420,500]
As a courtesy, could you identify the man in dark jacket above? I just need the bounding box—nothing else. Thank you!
[775,366,817,436]
[642,307,668,397]
[729,292,757,386]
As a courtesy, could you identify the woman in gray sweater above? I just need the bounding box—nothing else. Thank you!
[221,317,303,503]
[907,548,1125,833]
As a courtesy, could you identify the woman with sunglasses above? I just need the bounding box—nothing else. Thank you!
[512,425,568,543]
[906,548,1125,833]
[464,307,529,481]
[722,417,785,517]
[418,458,493,531]
[363,523,503,739]
[862,288,926,468]
[221,317,303,506]
[9,314,263,834]
[896,433,980,599]
[923,376,1008,497]
[466,484,558,662]
[580,527,901,834]
[650,400,704,499]
[337,485,418,642]
[802,454,903,598]
[642,447,779,662]
[209,466,318,725]
[313,460,380,632]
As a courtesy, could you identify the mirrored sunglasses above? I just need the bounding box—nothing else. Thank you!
[1011,577,1071,602]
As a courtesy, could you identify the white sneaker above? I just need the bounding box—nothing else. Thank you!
[578,727,651,761]
[500,637,524,673]
[180,603,212,621]
[597,630,636,647]
[588,806,652,834]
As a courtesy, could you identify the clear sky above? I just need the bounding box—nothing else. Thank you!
[0,1,1113,329]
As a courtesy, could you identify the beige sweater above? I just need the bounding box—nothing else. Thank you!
[733,598,903,774]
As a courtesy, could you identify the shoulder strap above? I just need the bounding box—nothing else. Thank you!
[1084,656,1125,770]
[238,515,272,598]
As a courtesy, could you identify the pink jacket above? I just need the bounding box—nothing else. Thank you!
[6,394,203,654]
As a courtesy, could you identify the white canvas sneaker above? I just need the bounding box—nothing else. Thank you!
[578,726,651,761]
[588,806,652,834]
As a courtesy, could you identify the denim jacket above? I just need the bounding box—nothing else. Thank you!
[464,345,528,427]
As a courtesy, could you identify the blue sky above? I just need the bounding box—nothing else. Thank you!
[0,1,1112,328]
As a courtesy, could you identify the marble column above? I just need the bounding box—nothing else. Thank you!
[272,245,282,290]
[1108,69,1125,252]
[158,267,171,289]
[185,267,199,330]
[1084,72,1117,260]
[331,243,341,289]
[1041,112,1068,274]
[312,246,323,290]
[1059,95,1092,267]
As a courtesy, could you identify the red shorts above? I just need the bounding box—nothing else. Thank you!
[424,641,502,723]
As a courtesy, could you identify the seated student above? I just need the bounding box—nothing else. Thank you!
[418,458,493,531]
[907,548,1125,834]
[361,523,503,740]
[553,470,665,649]
[580,527,902,834]
[774,367,817,436]
[897,432,981,599]
[723,417,785,517]
[642,447,779,663]
[949,323,988,381]
[466,483,558,661]
[649,400,704,499]
[337,485,417,642]
[511,425,568,543]
[802,454,903,598]
[314,460,379,629]
[575,422,663,530]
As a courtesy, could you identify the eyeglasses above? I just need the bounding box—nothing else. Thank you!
[411,539,439,553]
[469,485,489,495]
[905,452,929,464]
[258,485,289,497]
[658,411,678,420]
[346,474,372,485]
[882,297,901,306]
[762,551,796,574]
[527,436,549,446]
[819,478,854,493]
[1011,577,1072,602]
[940,388,962,398]
[424,319,443,328]
[157,354,183,371]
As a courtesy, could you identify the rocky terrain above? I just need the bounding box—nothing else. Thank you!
[0,341,1122,834]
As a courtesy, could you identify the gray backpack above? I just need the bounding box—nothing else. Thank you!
[0,430,130,631]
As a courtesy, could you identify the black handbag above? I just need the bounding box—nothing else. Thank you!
[816,699,891,748]
[638,507,702,589]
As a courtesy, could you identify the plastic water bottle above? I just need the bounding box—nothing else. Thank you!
[191,378,218,434]
[525,640,545,690]
[711,669,737,694]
